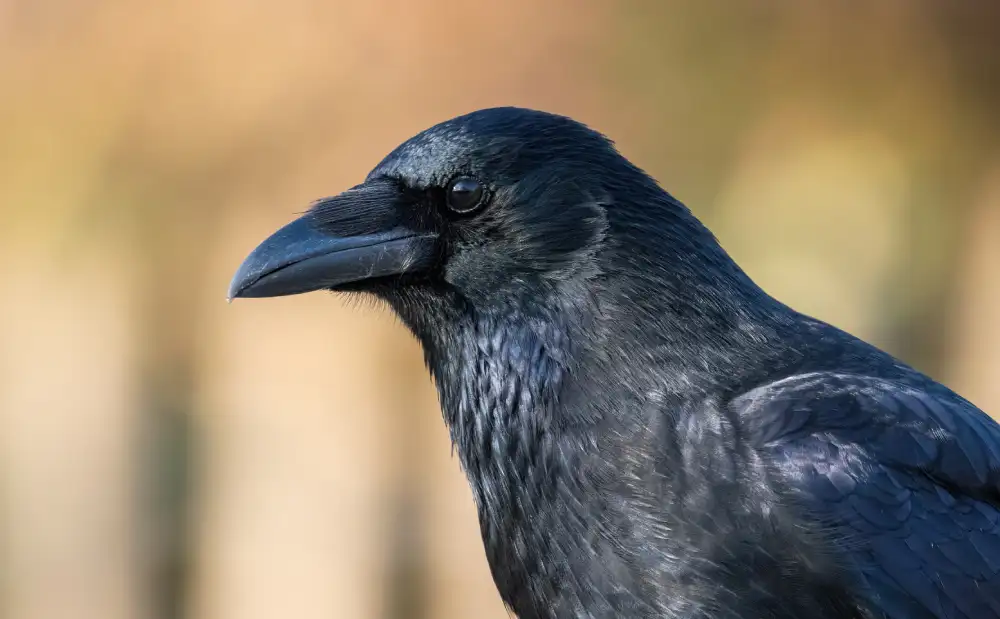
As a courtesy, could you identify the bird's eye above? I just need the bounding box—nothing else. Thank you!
[446,177,484,214]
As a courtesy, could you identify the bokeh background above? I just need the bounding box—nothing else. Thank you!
[2,2,999,618]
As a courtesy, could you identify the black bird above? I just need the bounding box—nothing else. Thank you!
[229,108,1000,619]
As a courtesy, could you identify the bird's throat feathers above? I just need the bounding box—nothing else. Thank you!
[416,296,580,483]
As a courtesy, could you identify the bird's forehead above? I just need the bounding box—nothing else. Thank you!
[367,123,480,189]
[366,107,578,189]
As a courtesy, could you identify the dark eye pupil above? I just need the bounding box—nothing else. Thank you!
[447,177,484,213]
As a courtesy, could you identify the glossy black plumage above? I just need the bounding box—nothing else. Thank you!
[230,108,1000,619]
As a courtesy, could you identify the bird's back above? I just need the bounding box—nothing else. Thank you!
[736,367,1000,619]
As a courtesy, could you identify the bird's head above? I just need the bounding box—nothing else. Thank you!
[230,107,749,355]
[230,109,634,310]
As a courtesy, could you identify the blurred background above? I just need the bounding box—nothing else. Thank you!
[1,2,998,618]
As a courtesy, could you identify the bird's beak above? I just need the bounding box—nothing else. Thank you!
[228,180,437,300]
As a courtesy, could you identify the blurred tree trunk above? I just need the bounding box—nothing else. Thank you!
[946,163,1000,419]
[0,239,146,619]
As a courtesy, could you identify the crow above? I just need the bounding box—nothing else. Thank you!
[228,107,1000,619]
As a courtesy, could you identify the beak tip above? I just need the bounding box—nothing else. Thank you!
[226,265,253,302]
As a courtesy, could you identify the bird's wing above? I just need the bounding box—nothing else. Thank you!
[734,372,1000,619]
